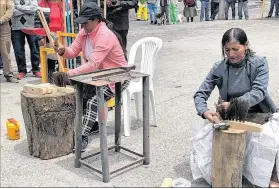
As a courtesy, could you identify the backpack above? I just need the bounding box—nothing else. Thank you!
[184,0,195,6]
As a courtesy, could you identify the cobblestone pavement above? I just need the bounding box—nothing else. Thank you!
[1,5,279,187]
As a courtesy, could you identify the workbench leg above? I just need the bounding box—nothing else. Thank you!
[142,76,150,165]
[115,82,122,152]
[75,84,83,168]
[97,86,110,183]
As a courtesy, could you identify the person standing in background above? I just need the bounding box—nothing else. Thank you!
[200,0,210,21]
[183,0,197,22]
[0,0,18,83]
[106,0,137,49]
[160,0,170,24]
[238,0,249,19]
[225,0,236,20]
[210,0,220,20]
[147,0,157,24]
[11,0,42,79]
[266,0,279,18]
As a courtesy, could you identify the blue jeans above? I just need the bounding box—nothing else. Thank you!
[268,0,279,17]
[11,30,40,73]
[238,1,249,19]
[200,1,210,21]
[148,3,158,22]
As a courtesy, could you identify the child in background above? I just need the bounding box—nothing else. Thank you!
[147,0,158,24]
[137,0,148,21]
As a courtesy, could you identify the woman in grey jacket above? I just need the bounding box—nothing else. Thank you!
[194,28,278,187]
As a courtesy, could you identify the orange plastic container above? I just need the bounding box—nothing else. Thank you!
[6,118,20,140]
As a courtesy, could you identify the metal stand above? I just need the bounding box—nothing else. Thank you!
[72,74,150,183]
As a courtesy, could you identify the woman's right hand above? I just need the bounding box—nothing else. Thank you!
[203,111,219,123]
[53,41,66,56]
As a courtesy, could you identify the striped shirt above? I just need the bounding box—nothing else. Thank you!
[0,0,14,24]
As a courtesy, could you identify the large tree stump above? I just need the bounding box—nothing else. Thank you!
[21,90,76,160]
[212,128,246,187]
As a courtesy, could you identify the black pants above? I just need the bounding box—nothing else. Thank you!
[211,1,220,19]
[11,30,40,73]
[225,1,236,19]
[115,29,128,49]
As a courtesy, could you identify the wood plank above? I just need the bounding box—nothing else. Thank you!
[229,121,263,133]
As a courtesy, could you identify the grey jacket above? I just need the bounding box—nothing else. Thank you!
[194,55,278,117]
[11,0,38,30]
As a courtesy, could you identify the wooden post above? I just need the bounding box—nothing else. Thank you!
[212,128,246,187]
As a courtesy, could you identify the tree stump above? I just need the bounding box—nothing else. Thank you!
[212,128,246,187]
[21,90,76,160]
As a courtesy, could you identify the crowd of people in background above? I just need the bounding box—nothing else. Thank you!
[0,0,278,83]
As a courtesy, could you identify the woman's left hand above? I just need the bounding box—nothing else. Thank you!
[217,102,230,111]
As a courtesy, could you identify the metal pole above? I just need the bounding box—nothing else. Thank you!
[115,82,122,152]
[218,0,226,20]
[74,83,83,168]
[97,86,110,183]
[142,76,150,165]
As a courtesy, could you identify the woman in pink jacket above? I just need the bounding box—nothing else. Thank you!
[54,2,129,150]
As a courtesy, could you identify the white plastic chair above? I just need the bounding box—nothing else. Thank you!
[122,37,163,136]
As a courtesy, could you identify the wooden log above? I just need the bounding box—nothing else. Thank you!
[21,90,76,160]
[212,128,246,187]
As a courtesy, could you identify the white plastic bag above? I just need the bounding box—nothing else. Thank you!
[190,123,213,184]
[243,113,279,187]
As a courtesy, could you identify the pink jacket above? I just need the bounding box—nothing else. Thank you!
[64,22,127,90]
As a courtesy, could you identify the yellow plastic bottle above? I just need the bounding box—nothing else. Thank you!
[6,118,20,140]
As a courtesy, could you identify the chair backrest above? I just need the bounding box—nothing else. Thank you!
[128,37,163,80]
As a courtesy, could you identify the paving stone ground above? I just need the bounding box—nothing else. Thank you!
[1,3,279,187]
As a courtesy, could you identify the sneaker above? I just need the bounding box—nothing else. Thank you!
[89,121,99,135]
[81,135,88,151]
[151,21,153,24]
[0,69,3,75]
[17,72,26,79]
[33,71,42,78]
[154,20,157,24]
[6,76,19,83]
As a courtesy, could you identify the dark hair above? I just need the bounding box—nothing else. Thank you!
[89,15,127,60]
[221,28,255,58]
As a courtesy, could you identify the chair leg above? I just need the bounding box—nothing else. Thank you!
[134,92,142,120]
[150,90,157,126]
[123,90,131,136]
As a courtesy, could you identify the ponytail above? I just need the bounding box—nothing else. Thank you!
[91,16,127,61]
[103,18,128,61]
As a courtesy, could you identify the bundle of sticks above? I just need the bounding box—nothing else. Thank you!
[215,97,272,125]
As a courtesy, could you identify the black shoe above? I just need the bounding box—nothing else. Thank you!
[89,121,99,135]
[266,15,271,18]
[72,135,88,153]
[154,20,157,24]
[151,21,153,24]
